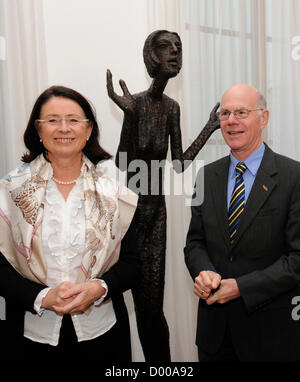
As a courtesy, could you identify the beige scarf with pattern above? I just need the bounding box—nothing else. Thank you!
[0,154,137,285]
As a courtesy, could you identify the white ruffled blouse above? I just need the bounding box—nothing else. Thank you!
[24,177,116,346]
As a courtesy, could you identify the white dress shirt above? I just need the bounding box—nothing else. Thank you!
[24,177,116,346]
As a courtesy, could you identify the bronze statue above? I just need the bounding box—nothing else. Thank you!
[107,30,220,362]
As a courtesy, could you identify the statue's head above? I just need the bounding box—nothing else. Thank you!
[143,30,182,79]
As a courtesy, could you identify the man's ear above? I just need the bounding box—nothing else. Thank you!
[260,109,269,130]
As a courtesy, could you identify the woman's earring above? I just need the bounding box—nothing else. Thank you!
[39,137,42,142]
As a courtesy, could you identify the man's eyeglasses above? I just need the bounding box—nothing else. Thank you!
[36,117,89,127]
[217,108,263,121]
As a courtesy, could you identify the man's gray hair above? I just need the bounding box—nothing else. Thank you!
[257,92,267,109]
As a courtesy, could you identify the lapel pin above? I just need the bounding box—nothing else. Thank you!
[262,184,268,191]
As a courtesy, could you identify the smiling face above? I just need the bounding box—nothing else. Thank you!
[220,84,269,160]
[153,32,182,78]
[36,96,92,162]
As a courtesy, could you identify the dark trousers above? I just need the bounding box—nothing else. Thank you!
[198,325,239,362]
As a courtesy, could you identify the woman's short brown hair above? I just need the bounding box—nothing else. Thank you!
[22,85,112,164]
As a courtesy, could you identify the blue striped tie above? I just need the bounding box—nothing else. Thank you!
[228,162,247,244]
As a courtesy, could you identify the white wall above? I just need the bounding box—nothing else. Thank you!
[43,0,149,361]
[43,0,149,159]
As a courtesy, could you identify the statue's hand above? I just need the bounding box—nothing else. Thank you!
[205,102,220,132]
[106,69,135,114]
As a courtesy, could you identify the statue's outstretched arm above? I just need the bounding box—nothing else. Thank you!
[170,102,220,173]
[107,69,138,170]
[106,69,136,114]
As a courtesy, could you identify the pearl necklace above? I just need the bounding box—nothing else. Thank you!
[52,176,79,185]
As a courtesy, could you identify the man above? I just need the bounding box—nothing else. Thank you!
[184,83,300,362]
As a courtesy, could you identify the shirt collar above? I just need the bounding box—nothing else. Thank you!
[229,142,265,178]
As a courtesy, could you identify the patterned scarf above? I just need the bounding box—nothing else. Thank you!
[0,154,137,285]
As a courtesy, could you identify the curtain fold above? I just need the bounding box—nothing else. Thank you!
[0,0,48,177]
[184,0,300,162]
[267,0,300,158]
[0,0,47,324]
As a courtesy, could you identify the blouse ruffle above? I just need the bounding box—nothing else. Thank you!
[43,178,85,268]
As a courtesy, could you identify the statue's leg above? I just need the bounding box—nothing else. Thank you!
[132,202,171,362]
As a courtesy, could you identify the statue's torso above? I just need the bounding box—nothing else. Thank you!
[132,92,176,161]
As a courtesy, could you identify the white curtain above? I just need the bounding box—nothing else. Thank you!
[183,0,267,164]
[266,0,300,159]
[0,0,48,177]
[183,0,300,163]
[0,0,48,328]
[147,0,300,362]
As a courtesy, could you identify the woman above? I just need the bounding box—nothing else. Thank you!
[107,30,220,361]
[0,85,139,361]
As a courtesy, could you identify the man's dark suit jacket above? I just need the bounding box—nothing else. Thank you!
[184,144,300,361]
[0,220,139,361]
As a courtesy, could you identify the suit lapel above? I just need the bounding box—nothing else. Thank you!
[210,156,232,251]
[230,145,278,249]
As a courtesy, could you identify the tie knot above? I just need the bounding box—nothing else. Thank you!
[235,162,247,176]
